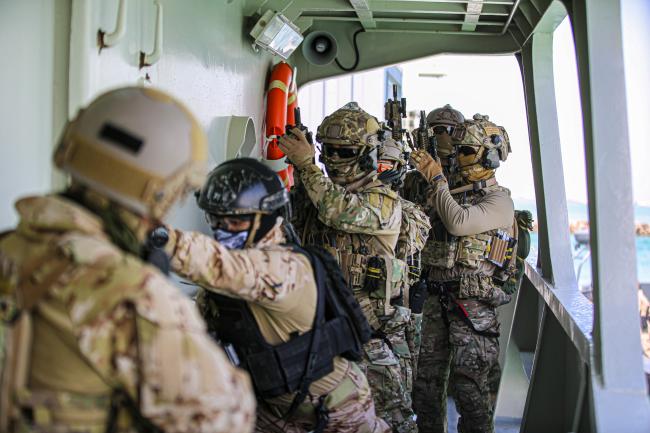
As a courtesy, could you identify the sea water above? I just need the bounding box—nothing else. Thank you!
[527,233,650,287]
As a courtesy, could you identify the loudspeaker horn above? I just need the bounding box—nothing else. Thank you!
[302,31,338,66]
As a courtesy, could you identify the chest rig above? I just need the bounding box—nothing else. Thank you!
[199,245,370,406]
[396,199,431,290]
[427,185,517,283]
[300,205,406,330]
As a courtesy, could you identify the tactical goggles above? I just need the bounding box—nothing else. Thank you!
[323,145,360,158]
[432,124,466,141]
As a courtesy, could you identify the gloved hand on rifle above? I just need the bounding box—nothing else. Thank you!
[410,149,444,183]
[278,127,315,169]
[144,225,176,275]
[409,278,429,314]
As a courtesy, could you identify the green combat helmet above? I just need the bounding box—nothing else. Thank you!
[425,104,466,161]
[317,102,381,185]
[426,103,465,127]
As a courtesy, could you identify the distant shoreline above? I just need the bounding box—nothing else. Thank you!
[530,221,650,236]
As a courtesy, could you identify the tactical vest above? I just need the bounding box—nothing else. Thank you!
[199,245,370,400]
[302,216,406,328]
[396,198,431,288]
[299,186,405,328]
[0,235,159,433]
[427,185,518,285]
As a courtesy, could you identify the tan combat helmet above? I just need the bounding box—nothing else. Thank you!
[316,102,381,184]
[455,113,511,182]
[54,87,207,219]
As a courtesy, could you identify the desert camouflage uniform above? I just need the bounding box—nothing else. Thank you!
[0,195,255,433]
[406,167,514,433]
[292,161,418,433]
[168,221,390,433]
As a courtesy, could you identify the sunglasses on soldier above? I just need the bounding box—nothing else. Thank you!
[432,124,466,141]
[432,125,454,135]
[323,146,360,158]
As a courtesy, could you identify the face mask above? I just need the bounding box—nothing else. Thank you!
[213,228,249,249]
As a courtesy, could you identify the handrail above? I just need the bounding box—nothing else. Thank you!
[139,0,163,68]
[523,262,593,364]
[98,0,127,50]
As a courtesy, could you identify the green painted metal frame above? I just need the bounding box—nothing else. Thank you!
[496,1,650,431]
[242,0,650,429]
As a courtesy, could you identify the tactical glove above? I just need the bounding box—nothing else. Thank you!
[410,149,444,183]
[144,226,173,275]
[409,278,429,314]
[278,128,315,169]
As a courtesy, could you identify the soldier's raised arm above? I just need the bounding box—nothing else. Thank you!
[280,115,400,235]
[168,226,313,307]
[427,174,514,236]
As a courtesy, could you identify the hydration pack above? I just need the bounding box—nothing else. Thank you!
[201,244,370,400]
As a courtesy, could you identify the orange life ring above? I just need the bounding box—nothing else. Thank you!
[264,61,295,188]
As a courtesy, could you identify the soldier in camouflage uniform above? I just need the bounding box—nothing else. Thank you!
[164,158,390,433]
[0,87,255,433]
[377,136,431,382]
[409,111,516,433]
[279,103,418,433]
[405,105,466,433]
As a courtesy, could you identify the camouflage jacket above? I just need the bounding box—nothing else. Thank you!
[0,195,255,433]
[396,197,431,287]
[292,163,402,323]
[168,223,350,400]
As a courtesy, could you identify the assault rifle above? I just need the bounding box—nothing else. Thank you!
[384,84,406,141]
[415,109,438,159]
[287,106,313,144]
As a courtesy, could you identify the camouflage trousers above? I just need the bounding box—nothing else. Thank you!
[406,312,423,380]
[255,362,391,433]
[413,295,501,433]
[359,337,418,433]
[357,304,418,433]
[413,295,452,433]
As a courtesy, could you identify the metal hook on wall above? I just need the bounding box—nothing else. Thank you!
[139,0,163,68]
[97,0,127,50]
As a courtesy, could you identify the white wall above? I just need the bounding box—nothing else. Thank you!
[0,0,279,233]
[68,0,279,232]
[0,1,69,230]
